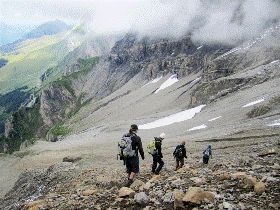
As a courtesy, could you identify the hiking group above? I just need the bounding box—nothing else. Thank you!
[118,124,212,187]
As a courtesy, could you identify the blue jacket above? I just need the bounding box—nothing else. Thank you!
[203,145,212,158]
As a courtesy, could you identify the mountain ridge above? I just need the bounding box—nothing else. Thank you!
[0,21,280,209]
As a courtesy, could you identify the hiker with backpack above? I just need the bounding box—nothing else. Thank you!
[118,124,144,187]
[173,141,187,171]
[150,133,165,175]
[203,145,212,164]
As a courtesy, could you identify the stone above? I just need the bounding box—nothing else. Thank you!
[142,181,153,191]
[162,191,174,203]
[26,200,45,208]
[134,192,150,203]
[252,165,263,170]
[223,202,234,210]
[130,179,145,191]
[190,177,206,186]
[243,176,257,188]
[150,175,161,183]
[174,189,184,210]
[182,187,215,205]
[63,155,82,163]
[258,149,280,157]
[254,182,266,195]
[167,175,179,181]
[171,179,185,188]
[266,177,278,182]
[83,189,97,196]
[119,187,135,198]
[231,172,246,179]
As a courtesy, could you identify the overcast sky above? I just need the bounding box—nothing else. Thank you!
[1,0,280,45]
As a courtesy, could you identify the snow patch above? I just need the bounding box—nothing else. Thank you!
[141,76,163,88]
[191,77,201,84]
[268,119,280,127]
[243,99,265,108]
[208,116,221,122]
[271,60,279,64]
[155,74,178,93]
[139,105,206,129]
[188,124,207,131]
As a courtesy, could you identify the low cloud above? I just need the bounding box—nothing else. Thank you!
[3,0,280,46]
[88,0,280,45]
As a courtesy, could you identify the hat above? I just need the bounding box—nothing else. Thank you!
[131,124,138,130]
[159,133,165,139]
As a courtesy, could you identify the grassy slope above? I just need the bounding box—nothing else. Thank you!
[0,33,77,94]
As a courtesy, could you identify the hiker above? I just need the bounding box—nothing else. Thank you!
[173,141,187,170]
[124,124,145,187]
[152,133,165,175]
[203,145,212,164]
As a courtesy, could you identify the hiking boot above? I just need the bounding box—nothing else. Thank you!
[125,178,133,188]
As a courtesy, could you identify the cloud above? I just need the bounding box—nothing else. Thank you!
[2,0,280,45]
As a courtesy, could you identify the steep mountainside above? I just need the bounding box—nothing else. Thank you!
[0,24,121,145]
[0,22,280,209]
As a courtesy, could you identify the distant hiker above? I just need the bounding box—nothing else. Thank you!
[151,133,165,175]
[119,124,144,188]
[173,141,187,171]
[203,145,212,164]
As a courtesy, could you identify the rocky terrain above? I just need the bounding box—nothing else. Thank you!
[0,14,280,210]
[0,134,279,210]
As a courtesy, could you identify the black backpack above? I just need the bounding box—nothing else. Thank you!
[174,147,184,158]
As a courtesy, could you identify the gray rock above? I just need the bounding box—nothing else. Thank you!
[134,192,150,203]
[162,191,174,203]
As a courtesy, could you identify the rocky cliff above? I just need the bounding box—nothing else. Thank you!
[4,22,280,151]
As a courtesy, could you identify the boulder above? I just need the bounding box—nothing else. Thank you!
[254,182,266,195]
[231,172,246,179]
[243,176,257,188]
[174,189,185,210]
[83,189,98,196]
[182,187,215,205]
[63,155,82,163]
[141,181,153,191]
[171,179,185,188]
[119,187,135,198]
[258,149,280,157]
[190,177,206,186]
[134,192,150,203]
[162,191,174,203]
[130,179,145,191]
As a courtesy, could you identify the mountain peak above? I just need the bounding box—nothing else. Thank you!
[21,20,71,41]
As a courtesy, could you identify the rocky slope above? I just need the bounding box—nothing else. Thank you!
[1,20,280,210]
[0,137,279,210]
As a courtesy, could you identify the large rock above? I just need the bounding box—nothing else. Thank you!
[190,177,206,186]
[174,189,185,210]
[182,187,215,205]
[134,192,150,203]
[258,149,280,157]
[130,179,145,191]
[162,191,174,203]
[231,172,246,179]
[254,182,266,195]
[243,176,257,188]
[62,155,82,163]
[119,187,135,198]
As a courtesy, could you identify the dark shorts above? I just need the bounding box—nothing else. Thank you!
[126,156,139,174]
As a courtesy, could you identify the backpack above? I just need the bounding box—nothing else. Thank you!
[147,138,157,155]
[118,133,136,159]
[174,147,184,158]
[204,149,210,157]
